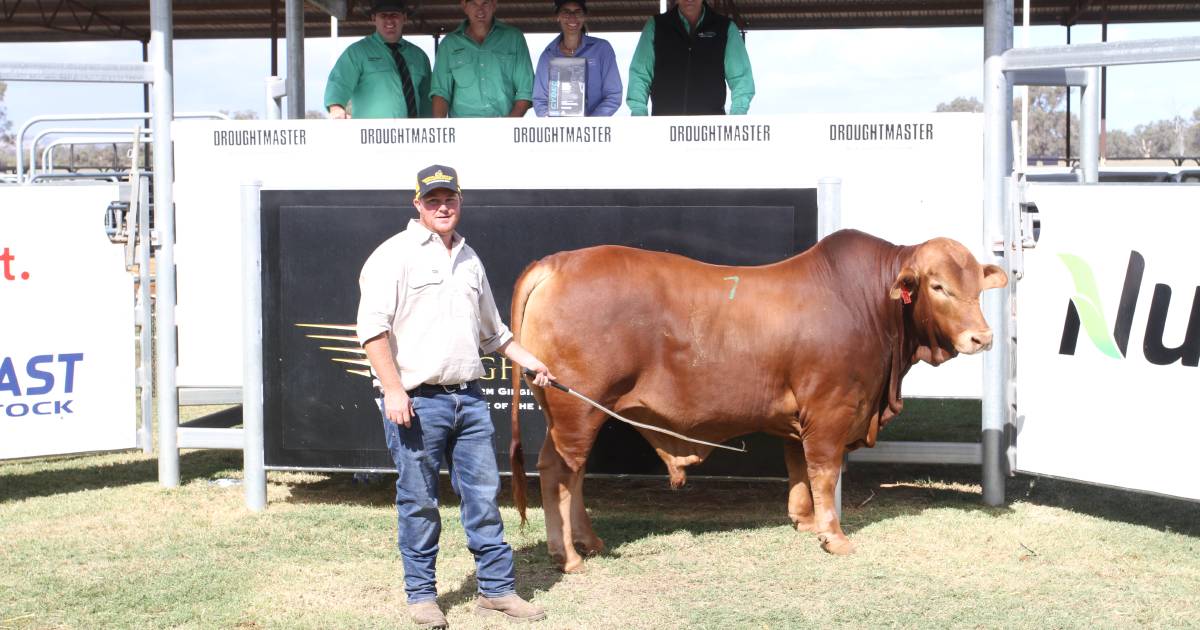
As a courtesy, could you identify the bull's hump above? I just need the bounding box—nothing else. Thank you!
[595,245,732,269]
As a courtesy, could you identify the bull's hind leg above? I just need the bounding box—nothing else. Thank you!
[803,440,855,555]
[784,440,817,533]
[537,434,586,573]
[569,469,604,558]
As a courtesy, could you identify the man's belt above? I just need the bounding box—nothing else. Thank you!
[405,381,475,398]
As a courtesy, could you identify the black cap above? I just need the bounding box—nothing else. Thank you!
[415,164,461,198]
[554,0,586,12]
[370,0,412,15]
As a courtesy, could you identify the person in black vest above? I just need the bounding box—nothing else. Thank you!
[626,0,755,115]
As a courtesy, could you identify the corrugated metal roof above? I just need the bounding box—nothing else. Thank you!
[0,0,1197,42]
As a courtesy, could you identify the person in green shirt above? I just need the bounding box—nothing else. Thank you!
[626,0,755,116]
[430,0,535,118]
[324,0,432,119]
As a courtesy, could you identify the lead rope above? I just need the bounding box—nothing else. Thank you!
[523,370,747,453]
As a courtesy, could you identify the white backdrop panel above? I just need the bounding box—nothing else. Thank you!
[172,113,984,394]
[1017,183,1200,501]
[0,184,136,460]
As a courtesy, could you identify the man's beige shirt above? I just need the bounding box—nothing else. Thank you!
[357,219,512,390]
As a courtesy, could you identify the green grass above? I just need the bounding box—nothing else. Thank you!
[880,397,981,442]
[2,451,1198,629]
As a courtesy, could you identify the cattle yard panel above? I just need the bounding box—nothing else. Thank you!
[186,114,985,507]
[982,0,1200,504]
[255,188,819,474]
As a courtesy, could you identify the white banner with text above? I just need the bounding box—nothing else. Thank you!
[1017,183,1200,501]
[0,184,136,460]
[173,113,985,395]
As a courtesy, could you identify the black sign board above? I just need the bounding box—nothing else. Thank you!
[261,188,817,477]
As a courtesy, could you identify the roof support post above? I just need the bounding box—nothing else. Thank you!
[286,0,305,119]
[151,0,180,488]
[982,0,1013,507]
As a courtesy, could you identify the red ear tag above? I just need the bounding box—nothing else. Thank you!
[900,287,912,304]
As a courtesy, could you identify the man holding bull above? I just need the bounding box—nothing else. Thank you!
[357,164,553,628]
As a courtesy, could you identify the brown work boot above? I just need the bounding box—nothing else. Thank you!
[474,593,546,623]
[408,600,448,629]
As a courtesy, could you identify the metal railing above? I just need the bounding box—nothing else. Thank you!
[14,111,228,183]
[34,129,152,175]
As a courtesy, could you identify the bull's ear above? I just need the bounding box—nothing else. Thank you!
[981,264,1009,290]
[889,267,919,300]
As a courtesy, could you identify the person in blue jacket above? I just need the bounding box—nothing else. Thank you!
[532,0,623,116]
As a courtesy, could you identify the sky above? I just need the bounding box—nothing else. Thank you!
[1,18,1198,133]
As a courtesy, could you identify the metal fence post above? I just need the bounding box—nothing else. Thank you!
[817,177,842,240]
[285,0,305,119]
[1080,66,1101,183]
[820,176,845,519]
[265,76,286,120]
[242,181,267,512]
[982,0,1014,507]
[151,0,181,488]
[137,173,154,454]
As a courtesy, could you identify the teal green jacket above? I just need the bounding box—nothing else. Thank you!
[430,20,534,118]
[626,9,755,116]
[324,33,432,118]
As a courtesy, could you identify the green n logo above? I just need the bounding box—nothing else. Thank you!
[1058,251,1200,367]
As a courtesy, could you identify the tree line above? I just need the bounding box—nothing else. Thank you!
[936,88,1200,161]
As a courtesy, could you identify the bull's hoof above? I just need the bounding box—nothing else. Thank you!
[574,537,605,557]
[561,557,586,574]
[817,533,856,555]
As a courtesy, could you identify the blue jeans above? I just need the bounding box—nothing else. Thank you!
[378,382,516,604]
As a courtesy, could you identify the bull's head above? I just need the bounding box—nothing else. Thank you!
[889,237,1009,365]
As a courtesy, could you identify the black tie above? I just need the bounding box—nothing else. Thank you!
[387,42,418,118]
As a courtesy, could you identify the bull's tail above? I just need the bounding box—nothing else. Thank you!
[509,258,555,526]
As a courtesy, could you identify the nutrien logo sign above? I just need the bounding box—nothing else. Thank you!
[1058,251,1200,367]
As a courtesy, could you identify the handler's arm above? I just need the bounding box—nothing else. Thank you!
[498,339,555,387]
[363,332,413,427]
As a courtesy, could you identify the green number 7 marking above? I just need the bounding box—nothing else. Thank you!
[723,275,740,300]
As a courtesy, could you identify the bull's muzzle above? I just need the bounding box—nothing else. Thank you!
[956,328,994,354]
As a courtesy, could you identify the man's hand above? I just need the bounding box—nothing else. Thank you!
[432,96,449,118]
[382,387,415,427]
[522,358,555,388]
[508,100,532,118]
[498,339,555,387]
[328,104,351,119]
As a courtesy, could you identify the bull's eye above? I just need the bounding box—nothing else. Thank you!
[932,283,947,295]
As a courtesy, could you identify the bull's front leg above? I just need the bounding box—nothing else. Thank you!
[783,440,816,532]
[803,441,855,555]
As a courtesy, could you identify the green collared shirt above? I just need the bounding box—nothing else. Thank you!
[626,9,755,116]
[324,33,432,119]
[430,20,534,118]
